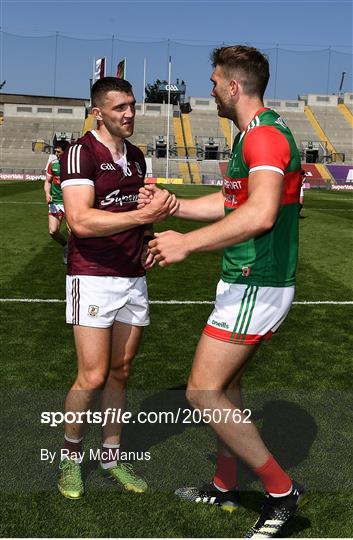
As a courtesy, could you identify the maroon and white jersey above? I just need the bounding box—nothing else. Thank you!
[60,130,146,277]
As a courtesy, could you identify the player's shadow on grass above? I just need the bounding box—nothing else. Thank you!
[206,398,317,490]
[120,385,190,454]
[234,399,318,490]
[121,391,317,474]
[84,391,314,535]
[120,392,315,536]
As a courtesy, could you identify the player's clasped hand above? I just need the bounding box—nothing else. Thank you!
[138,187,177,223]
[148,230,189,267]
[138,184,179,216]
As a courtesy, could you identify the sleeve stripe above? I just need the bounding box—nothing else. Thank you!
[67,144,82,175]
[61,178,94,188]
[249,165,284,175]
[76,145,81,173]
[67,146,73,175]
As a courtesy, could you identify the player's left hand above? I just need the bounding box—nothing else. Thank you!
[141,245,156,270]
[148,230,190,267]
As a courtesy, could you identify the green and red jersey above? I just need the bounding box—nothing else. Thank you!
[222,107,302,287]
[47,159,63,204]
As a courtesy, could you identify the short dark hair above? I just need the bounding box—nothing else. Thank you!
[211,45,269,99]
[54,140,70,151]
[91,77,133,107]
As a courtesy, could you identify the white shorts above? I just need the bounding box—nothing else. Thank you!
[66,275,149,328]
[48,203,65,216]
[204,280,295,345]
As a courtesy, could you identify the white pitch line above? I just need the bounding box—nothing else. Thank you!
[0,201,46,204]
[0,298,352,305]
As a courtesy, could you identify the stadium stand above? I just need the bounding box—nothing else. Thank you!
[264,101,315,142]
[303,105,336,158]
[302,94,353,161]
[343,92,353,114]
[0,94,86,172]
[0,92,351,185]
[338,103,353,127]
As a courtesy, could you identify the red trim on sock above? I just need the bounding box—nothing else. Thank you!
[254,455,292,495]
[213,454,237,491]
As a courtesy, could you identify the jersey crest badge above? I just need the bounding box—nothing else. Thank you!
[135,162,143,177]
[88,305,99,317]
[241,266,252,277]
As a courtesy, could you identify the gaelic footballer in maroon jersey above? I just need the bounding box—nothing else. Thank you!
[60,130,146,277]
[57,77,177,500]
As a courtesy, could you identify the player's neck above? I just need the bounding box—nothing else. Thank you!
[236,97,265,132]
[94,125,125,159]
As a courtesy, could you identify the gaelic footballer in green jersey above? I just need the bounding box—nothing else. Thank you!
[44,141,70,261]
[222,107,301,287]
[204,107,302,345]
[46,158,64,214]
[140,45,305,538]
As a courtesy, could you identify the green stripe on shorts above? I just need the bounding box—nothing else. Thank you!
[230,286,259,343]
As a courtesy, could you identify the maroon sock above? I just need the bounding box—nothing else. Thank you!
[254,455,292,496]
[63,435,83,461]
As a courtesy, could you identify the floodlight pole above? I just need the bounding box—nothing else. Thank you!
[166,56,171,180]
[110,35,115,75]
[142,58,146,115]
[339,71,346,94]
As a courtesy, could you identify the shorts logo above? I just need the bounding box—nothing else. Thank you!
[242,266,252,277]
[212,320,229,329]
[88,305,99,317]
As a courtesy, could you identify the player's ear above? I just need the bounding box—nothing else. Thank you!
[91,106,103,121]
[229,79,239,97]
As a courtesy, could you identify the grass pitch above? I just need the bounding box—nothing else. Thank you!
[0,182,352,537]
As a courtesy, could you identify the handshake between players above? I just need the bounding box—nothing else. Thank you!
[138,184,190,267]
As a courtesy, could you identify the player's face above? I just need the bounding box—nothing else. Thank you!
[210,65,234,120]
[54,147,64,158]
[95,90,136,139]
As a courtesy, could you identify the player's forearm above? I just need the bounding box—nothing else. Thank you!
[43,180,51,197]
[67,208,150,238]
[184,201,275,253]
[175,191,225,222]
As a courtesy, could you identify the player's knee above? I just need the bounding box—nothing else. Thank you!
[186,382,203,410]
[49,227,59,237]
[109,363,132,385]
[186,379,222,410]
[78,370,107,390]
